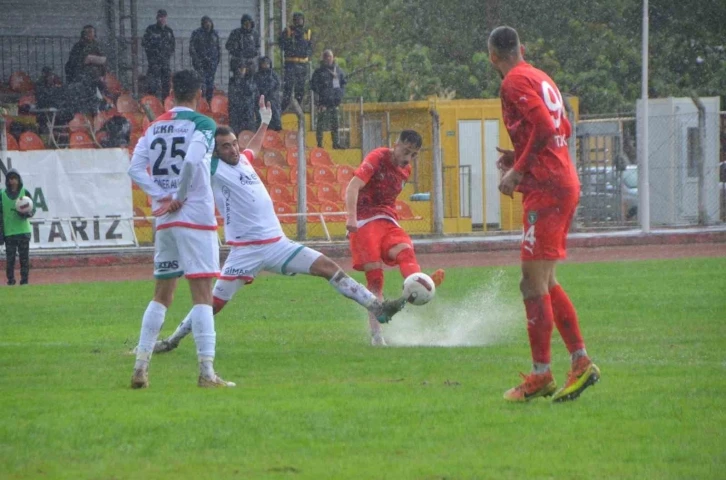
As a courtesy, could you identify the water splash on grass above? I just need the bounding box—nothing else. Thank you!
[384,270,520,347]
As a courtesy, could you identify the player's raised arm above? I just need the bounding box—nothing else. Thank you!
[128,135,167,201]
[176,118,215,202]
[242,95,272,158]
[345,176,365,233]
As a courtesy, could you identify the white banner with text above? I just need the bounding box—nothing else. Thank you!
[1,148,134,248]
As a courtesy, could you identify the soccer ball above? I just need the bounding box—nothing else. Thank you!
[402,272,436,306]
[15,196,33,215]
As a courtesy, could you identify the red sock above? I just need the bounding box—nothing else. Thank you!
[524,295,554,365]
[212,296,227,315]
[365,269,384,299]
[550,285,585,354]
[395,248,421,279]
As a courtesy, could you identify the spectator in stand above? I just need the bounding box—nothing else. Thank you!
[0,169,36,286]
[64,25,107,115]
[226,15,260,75]
[228,59,259,134]
[280,12,313,112]
[142,9,176,100]
[190,15,220,104]
[34,67,64,110]
[254,56,282,131]
[65,25,106,84]
[311,49,346,149]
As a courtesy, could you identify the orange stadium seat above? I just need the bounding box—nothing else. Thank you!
[265,165,291,185]
[139,95,165,119]
[68,113,91,133]
[319,200,346,222]
[103,73,124,97]
[164,96,174,111]
[310,147,334,166]
[18,131,45,151]
[238,130,254,147]
[283,130,298,149]
[336,165,355,184]
[285,147,309,167]
[197,97,211,115]
[69,130,96,149]
[253,166,266,182]
[292,185,320,204]
[116,94,140,114]
[290,166,315,185]
[122,112,144,133]
[210,95,228,115]
[316,182,340,203]
[313,165,337,184]
[268,184,294,203]
[9,71,33,93]
[395,200,420,220]
[6,134,19,151]
[273,201,297,223]
[262,130,284,150]
[304,202,321,223]
[261,149,285,167]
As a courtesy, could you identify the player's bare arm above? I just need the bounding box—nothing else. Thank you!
[496,147,515,172]
[244,95,273,157]
[345,177,366,233]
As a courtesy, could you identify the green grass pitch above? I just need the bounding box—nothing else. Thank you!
[0,257,725,479]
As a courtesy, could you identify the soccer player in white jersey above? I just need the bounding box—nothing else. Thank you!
[153,96,407,353]
[127,70,234,389]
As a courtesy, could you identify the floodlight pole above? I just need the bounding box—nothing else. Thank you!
[639,0,651,233]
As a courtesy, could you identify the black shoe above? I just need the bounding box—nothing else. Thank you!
[7,279,16,286]
[20,279,28,285]
[332,144,344,150]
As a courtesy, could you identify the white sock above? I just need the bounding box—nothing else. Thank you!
[190,304,216,377]
[329,270,378,310]
[168,312,193,345]
[571,348,588,362]
[134,301,167,369]
[533,362,551,374]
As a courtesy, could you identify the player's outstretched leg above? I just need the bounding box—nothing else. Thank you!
[131,299,168,389]
[393,246,445,288]
[154,280,240,354]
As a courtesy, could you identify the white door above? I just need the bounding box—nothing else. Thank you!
[458,120,483,225]
[362,119,384,157]
[484,120,501,227]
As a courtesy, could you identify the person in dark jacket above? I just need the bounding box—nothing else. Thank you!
[142,10,176,100]
[65,25,106,84]
[279,12,313,112]
[0,169,36,285]
[226,15,260,75]
[254,56,282,131]
[190,16,220,103]
[311,50,346,149]
[228,59,259,134]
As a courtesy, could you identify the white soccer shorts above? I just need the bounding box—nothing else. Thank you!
[153,227,220,279]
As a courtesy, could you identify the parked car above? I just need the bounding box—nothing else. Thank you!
[621,165,638,220]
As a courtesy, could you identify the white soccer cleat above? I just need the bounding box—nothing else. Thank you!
[198,374,236,388]
[153,338,179,354]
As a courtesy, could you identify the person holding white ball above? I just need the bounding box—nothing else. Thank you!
[0,169,36,285]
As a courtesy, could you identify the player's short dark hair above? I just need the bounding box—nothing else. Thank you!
[215,125,235,138]
[399,130,422,149]
[172,70,202,103]
[488,26,520,58]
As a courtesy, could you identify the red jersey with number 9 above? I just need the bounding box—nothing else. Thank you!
[354,147,411,220]
[500,62,579,193]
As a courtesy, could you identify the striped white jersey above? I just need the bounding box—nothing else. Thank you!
[128,107,217,231]
[211,149,284,245]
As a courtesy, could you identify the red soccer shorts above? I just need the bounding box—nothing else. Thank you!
[521,186,579,261]
[349,219,413,271]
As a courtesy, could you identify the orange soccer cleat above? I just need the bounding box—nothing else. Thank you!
[430,269,445,287]
[503,371,557,402]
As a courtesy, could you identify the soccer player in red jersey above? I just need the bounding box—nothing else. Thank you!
[489,26,600,402]
[345,130,445,346]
